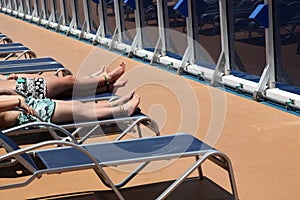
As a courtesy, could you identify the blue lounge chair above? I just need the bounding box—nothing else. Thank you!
[0,57,72,76]
[0,57,120,101]
[0,57,119,102]
[0,131,238,199]
[0,34,13,43]
[3,109,160,144]
[0,56,123,103]
[0,58,158,141]
[0,43,36,59]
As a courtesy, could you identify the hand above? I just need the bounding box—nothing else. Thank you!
[7,74,18,80]
[18,98,37,116]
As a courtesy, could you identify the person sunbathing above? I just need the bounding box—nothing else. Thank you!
[0,62,127,99]
[0,91,139,129]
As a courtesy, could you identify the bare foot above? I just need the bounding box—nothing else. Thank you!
[111,91,135,106]
[90,62,125,78]
[107,62,126,83]
[109,79,128,93]
[123,95,140,116]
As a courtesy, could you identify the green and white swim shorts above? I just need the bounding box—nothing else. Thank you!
[16,98,56,125]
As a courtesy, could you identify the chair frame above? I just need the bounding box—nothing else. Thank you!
[0,132,238,200]
[0,34,13,43]
[0,57,72,76]
[3,110,160,144]
[0,42,37,60]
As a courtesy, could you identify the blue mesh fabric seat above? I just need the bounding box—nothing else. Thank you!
[0,57,72,76]
[0,43,36,59]
[0,34,13,43]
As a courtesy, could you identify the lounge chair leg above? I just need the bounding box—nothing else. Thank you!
[94,168,125,200]
[156,155,207,199]
[156,152,239,200]
[195,155,204,179]
[225,158,239,200]
[137,124,142,138]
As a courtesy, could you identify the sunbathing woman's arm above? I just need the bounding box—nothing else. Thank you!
[0,88,20,96]
[0,98,36,115]
[0,99,21,112]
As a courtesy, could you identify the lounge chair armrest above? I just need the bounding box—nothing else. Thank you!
[16,50,37,59]
[0,140,100,167]
[3,122,78,143]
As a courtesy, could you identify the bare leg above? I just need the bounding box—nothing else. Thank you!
[110,91,135,106]
[8,64,127,98]
[48,63,126,96]
[89,61,126,78]
[51,95,140,124]
[44,76,128,98]
[94,78,128,94]
[6,62,126,82]
[42,76,75,98]
[5,62,127,98]
[78,90,135,109]
[74,62,126,88]
[74,91,135,109]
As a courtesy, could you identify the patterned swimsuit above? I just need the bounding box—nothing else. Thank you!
[15,77,47,99]
[13,77,56,125]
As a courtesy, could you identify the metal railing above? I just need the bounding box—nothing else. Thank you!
[1,0,300,110]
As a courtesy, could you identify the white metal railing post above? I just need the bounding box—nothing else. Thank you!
[151,0,168,64]
[12,0,17,11]
[128,0,143,57]
[74,0,91,39]
[93,0,106,44]
[39,0,46,20]
[109,0,125,50]
[253,0,275,101]
[7,0,14,13]
[66,0,78,35]
[7,0,12,12]
[45,0,55,28]
[99,0,107,37]
[135,0,143,50]
[25,0,33,18]
[178,0,197,74]
[186,0,195,65]
[31,0,38,18]
[54,0,66,30]
[265,0,275,88]
[59,0,66,25]
[36,0,44,24]
[82,0,90,33]
[1,0,6,11]
[17,0,24,16]
[211,0,230,86]
[24,0,30,17]
[50,0,55,20]
[71,0,78,28]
